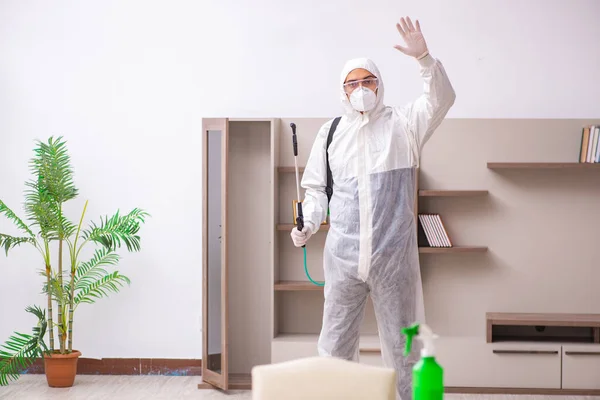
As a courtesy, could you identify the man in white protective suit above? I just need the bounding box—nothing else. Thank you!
[290,16,455,399]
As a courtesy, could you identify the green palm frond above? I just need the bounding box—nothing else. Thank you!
[74,271,130,305]
[75,247,120,290]
[58,214,77,241]
[24,306,50,356]
[0,200,35,238]
[47,207,76,242]
[23,180,60,239]
[0,234,36,255]
[22,136,78,240]
[23,181,77,241]
[0,306,49,386]
[81,208,149,252]
[0,333,38,386]
[29,136,78,205]
[25,305,47,324]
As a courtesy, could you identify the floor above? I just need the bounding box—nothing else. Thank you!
[1,375,599,400]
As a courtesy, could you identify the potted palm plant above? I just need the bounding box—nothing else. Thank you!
[0,136,149,387]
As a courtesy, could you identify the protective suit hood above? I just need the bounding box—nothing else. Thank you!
[340,58,386,118]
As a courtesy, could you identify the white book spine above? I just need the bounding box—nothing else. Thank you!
[434,215,450,248]
[428,214,443,248]
[587,125,596,163]
[425,214,440,247]
[592,127,599,163]
[436,215,452,247]
[419,215,435,247]
[595,126,600,163]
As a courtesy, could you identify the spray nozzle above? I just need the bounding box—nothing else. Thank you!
[290,123,299,156]
[401,323,420,357]
[401,323,438,358]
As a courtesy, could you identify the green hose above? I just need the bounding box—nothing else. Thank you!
[303,246,324,287]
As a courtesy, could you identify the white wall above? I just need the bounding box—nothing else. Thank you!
[1,0,599,359]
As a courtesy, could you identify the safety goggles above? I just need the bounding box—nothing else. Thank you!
[343,77,379,93]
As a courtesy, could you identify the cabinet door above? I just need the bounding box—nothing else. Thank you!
[562,344,600,389]
[435,337,561,388]
[202,118,230,390]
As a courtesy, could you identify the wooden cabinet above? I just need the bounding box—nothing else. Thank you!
[429,313,600,393]
[201,118,277,390]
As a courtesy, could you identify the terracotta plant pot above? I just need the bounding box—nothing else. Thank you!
[43,350,81,388]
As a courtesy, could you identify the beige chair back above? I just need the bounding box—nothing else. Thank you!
[251,356,397,400]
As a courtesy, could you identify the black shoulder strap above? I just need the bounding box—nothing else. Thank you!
[325,116,342,203]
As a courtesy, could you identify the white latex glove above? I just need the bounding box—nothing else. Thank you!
[394,16,429,59]
[290,225,313,247]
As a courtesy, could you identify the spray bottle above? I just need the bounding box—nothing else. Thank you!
[401,323,444,400]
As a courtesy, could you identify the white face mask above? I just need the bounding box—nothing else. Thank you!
[349,87,377,112]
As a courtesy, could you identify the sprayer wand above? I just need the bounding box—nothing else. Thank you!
[290,123,305,236]
[289,122,324,287]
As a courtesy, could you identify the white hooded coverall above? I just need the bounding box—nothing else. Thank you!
[299,54,455,399]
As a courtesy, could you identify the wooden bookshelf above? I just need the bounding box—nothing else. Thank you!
[274,119,490,389]
[204,117,600,395]
[487,162,600,169]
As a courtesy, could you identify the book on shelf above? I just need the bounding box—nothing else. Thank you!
[579,125,600,163]
[417,214,452,248]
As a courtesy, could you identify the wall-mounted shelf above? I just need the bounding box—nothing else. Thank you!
[486,312,600,344]
[277,225,487,254]
[278,225,486,253]
[279,166,487,197]
[275,281,323,291]
[419,246,488,254]
[487,162,600,169]
[276,183,488,198]
[419,190,488,197]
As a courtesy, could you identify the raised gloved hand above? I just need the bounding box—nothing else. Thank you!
[394,16,429,59]
[290,225,313,247]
